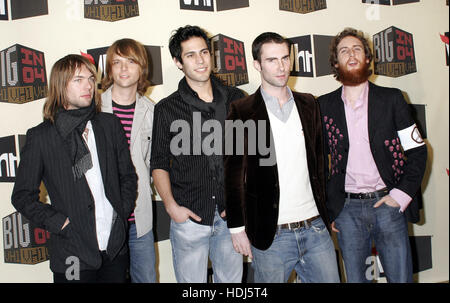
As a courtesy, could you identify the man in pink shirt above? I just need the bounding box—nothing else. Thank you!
[318,28,427,282]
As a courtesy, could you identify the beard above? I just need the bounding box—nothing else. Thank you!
[338,61,370,86]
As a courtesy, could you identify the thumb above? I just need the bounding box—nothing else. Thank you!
[188,210,202,222]
[373,196,386,208]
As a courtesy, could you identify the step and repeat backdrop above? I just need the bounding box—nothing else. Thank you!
[0,0,448,283]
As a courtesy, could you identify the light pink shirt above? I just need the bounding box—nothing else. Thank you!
[342,82,411,212]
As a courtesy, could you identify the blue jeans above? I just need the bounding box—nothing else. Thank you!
[128,223,157,283]
[251,217,340,283]
[334,195,413,283]
[170,210,243,283]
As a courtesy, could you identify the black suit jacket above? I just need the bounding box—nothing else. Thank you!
[224,88,328,250]
[11,113,137,273]
[317,82,427,223]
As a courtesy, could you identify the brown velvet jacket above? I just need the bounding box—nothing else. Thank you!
[224,88,329,250]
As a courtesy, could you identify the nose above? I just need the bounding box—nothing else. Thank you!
[120,61,128,70]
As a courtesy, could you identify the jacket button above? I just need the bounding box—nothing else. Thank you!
[273,204,278,209]
[87,204,93,210]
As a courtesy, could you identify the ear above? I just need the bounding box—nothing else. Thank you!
[173,57,183,70]
[253,60,262,72]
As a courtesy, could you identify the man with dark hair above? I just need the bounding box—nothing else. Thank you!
[101,38,156,283]
[11,54,137,283]
[318,28,427,282]
[225,32,340,283]
[151,25,244,283]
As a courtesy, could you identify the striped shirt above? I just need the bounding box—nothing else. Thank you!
[112,100,135,148]
[112,100,136,222]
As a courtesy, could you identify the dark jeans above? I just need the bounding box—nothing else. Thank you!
[335,194,413,283]
[53,251,129,283]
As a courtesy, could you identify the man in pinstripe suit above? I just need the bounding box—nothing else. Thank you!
[11,54,137,283]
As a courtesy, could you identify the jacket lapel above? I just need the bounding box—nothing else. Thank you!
[367,82,382,143]
[91,118,108,187]
[130,93,147,151]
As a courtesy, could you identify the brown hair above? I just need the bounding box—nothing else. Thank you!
[43,54,100,122]
[101,38,150,96]
[329,28,373,81]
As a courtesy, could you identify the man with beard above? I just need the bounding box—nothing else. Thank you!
[318,28,427,283]
[225,32,340,283]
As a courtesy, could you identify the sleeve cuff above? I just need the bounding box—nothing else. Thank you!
[229,226,245,234]
[389,188,412,212]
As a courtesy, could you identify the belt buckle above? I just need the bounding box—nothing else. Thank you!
[289,221,302,230]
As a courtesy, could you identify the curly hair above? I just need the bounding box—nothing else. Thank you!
[329,28,373,81]
[168,25,211,64]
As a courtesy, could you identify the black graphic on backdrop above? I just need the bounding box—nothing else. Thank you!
[0,0,8,20]
[288,34,334,77]
[373,27,416,77]
[362,0,419,5]
[0,44,47,104]
[211,34,248,87]
[10,0,48,20]
[280,0,327,14]
[85,0,139,22]
[3,212,50,264]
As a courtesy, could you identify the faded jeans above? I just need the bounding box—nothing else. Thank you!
[170,209,243,283]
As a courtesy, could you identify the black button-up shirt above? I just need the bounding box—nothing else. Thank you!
[150,76,244,226]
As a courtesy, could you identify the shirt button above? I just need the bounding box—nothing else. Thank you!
[212,196,216,199]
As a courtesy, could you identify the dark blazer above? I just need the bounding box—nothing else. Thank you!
[224,88,328,250]
[317,82,427,223]
[11,113,137,274]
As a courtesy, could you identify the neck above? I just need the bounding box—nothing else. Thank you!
[185,77,213,103]
[343,81,367,107]
[262,83,290,107]
[111,85,137,105]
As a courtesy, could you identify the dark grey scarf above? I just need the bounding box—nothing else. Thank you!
[54,100,96,180]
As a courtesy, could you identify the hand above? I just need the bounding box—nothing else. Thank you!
[331,221,340,233]
[373,195,400,208]
[61,218,70,230]
[231,231,253,259]
[167,203,202,223]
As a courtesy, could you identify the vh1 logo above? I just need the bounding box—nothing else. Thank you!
[0,44,47,104]
[362,0,419,5]
[288,34,334,78]
[211,34,248,87]
[3,212,50,265]
[0,134,26,182]
[179,0,249,11]
[373,26,417,77]
[86,45,163,86]
[279,0,327,14]
[84,0,139,22]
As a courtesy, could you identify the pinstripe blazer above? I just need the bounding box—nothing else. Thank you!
[101,86,155,238]
[11,112,137,274]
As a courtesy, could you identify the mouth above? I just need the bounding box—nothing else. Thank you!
[81,94,92,99]
[195,67,208,73]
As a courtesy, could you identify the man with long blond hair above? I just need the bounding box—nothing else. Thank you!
[101,38,156,283]
[11,54,137,283]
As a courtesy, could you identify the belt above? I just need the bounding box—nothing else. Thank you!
[346,188,389,200]
[278,215,321,230]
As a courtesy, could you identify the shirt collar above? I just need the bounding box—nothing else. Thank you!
[341,81,369,109]
[260,86,294,110]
